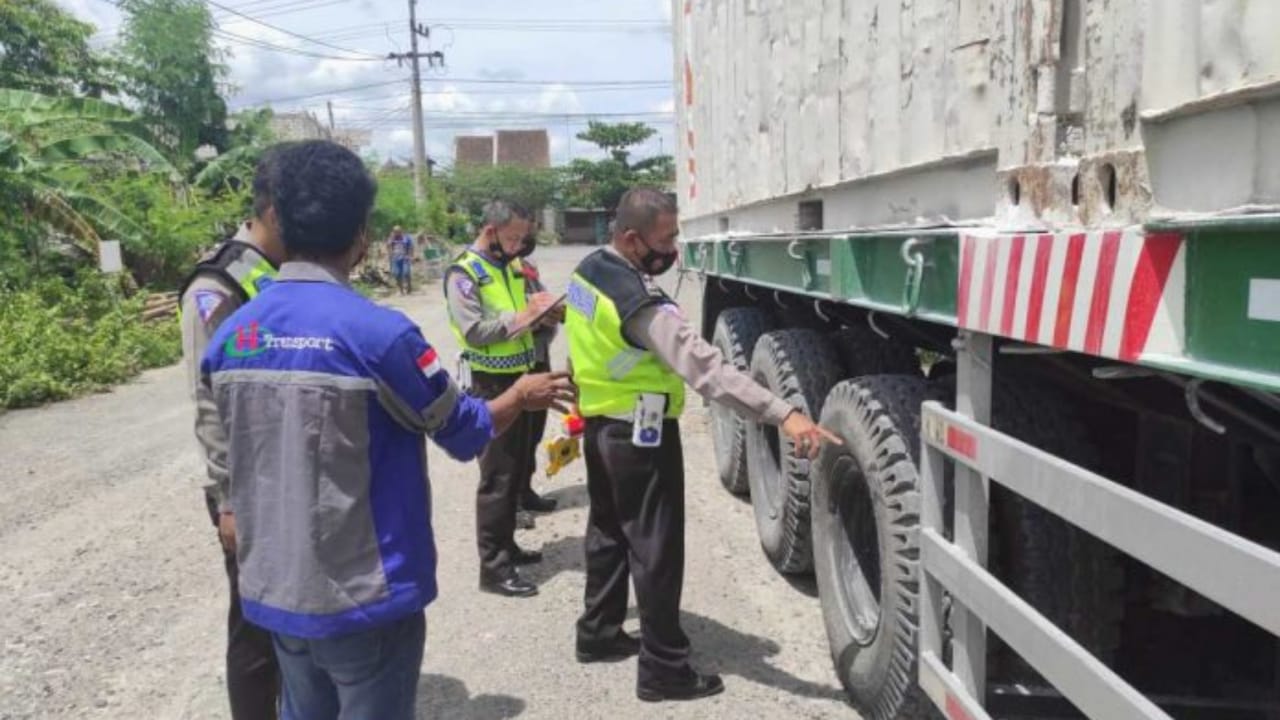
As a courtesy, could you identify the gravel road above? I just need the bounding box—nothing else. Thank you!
[0,245,853,720]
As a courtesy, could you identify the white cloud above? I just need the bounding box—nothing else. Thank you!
[55,0,676,164]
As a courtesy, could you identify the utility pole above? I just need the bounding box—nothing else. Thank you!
[388,1,443,205]
[326,100,335,131]
[406,0,426,204]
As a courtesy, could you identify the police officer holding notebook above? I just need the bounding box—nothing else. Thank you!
[565,188,840,702]
[445,200,559,598]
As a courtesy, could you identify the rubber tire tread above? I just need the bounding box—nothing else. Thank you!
[746,328,842,574]
[812,375,946,720]
[985,377,1125,682]
[710,307,774,495]
[832,325,921,378]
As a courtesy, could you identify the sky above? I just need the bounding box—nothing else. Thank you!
[56,0,677,169]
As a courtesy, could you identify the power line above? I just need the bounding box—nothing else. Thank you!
[213,28,387,61]
[203,0,384,58]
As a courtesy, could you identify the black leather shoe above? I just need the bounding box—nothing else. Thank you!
[511,546,543,565]
[575,632,640,663]
[520,491,558,514]
[636,672,725,702]
[479,572,538,598]
[516,510,536,530]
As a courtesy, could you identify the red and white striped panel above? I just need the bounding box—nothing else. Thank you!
[956,230,1187,362]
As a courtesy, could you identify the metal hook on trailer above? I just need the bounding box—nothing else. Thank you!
[717,277,729,294]
[773,290,788,309]
[867,311,890,339]
[814,299,831,323]
[900,237,931,315]
[786,239,807,260]
[744,285,759,301]
[1185,379,1227,435]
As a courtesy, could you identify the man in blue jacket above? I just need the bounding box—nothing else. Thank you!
[201,140,575,720]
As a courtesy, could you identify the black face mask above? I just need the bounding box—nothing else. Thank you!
[636,233,679,276]
[515,234,536,258]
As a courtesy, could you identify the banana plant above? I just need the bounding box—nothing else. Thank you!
[0,88,177,255]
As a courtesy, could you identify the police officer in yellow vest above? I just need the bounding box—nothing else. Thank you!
[445,200,560,598]
[566,188,839,702]
[178,145,288,720]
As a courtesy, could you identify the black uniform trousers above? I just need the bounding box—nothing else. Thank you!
[470,370,536,577]
[576,418,691,686]
[204,493,281,720]
[521,360,551,499]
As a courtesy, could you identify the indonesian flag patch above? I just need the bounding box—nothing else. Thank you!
[416,347,442,377]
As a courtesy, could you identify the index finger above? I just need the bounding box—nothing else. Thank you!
[816,425,844,446]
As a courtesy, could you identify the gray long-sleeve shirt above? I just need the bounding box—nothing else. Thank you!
[180,268,244,511]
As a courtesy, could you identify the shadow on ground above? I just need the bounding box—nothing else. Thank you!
[416,673,526,719]
[538,482,588,512]
[520,535,585,586]
[683,611,845,702]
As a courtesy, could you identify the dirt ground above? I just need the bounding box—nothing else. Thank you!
[0,245,854,719]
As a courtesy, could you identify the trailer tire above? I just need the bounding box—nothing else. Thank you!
[832,324,921,378]
[710,307,774,495]
[985,377,1124,681]
[811,375,945,720]
[746,329,842,574]
[925,372,1124,681]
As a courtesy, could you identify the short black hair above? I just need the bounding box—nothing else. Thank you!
[269,140,376,260]
[613,187,677,237]
[250,142,294,220]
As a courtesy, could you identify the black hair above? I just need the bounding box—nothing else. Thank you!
[269,140,377,260]
[249,142,294,220]
[613,187,677,237]
[482,199,533,228]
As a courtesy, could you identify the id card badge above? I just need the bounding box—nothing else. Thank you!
[631,393,666,447]
[456,352,472,393]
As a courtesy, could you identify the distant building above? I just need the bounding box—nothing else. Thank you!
[455,136,495,168]
[270,112,329,142]
[269,111,370,151]
[495,129,550,168]
[453,129,550,169]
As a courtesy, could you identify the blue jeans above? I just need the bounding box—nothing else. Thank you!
[272,611,425,720]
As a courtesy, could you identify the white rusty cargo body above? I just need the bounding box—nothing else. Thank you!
[674,2,1280,719]
[676,0,1280,234]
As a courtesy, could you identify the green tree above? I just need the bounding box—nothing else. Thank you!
[446,164,560,219]
[116,0,229,163]
[192,109,278,192]
[0,88,177,279]
[0,0,118,97]
[575,121,655,166]
[561,122,674,209]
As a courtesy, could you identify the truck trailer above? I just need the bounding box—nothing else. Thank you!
[673,1,1280,718]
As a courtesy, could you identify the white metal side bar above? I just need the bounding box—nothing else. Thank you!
[921,528,1172,720]
[918,650,994,720]
[951,332,992,698]
[921,401,1280,637]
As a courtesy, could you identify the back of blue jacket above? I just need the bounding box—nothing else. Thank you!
[201,262,494,638]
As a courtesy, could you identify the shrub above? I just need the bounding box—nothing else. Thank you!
[0,271,181,409]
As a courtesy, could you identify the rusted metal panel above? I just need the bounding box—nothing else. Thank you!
[675,1,1280,233]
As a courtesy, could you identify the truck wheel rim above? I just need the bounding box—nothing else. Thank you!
[833,454,881,646]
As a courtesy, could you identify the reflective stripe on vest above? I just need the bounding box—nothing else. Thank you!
[178,242,277,319]
[564,273,685,419]
[447,250,534,374]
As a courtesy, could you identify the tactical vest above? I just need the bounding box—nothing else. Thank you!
[565,250,685,419]
[178,240,277,313]
[447,249,535,374]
